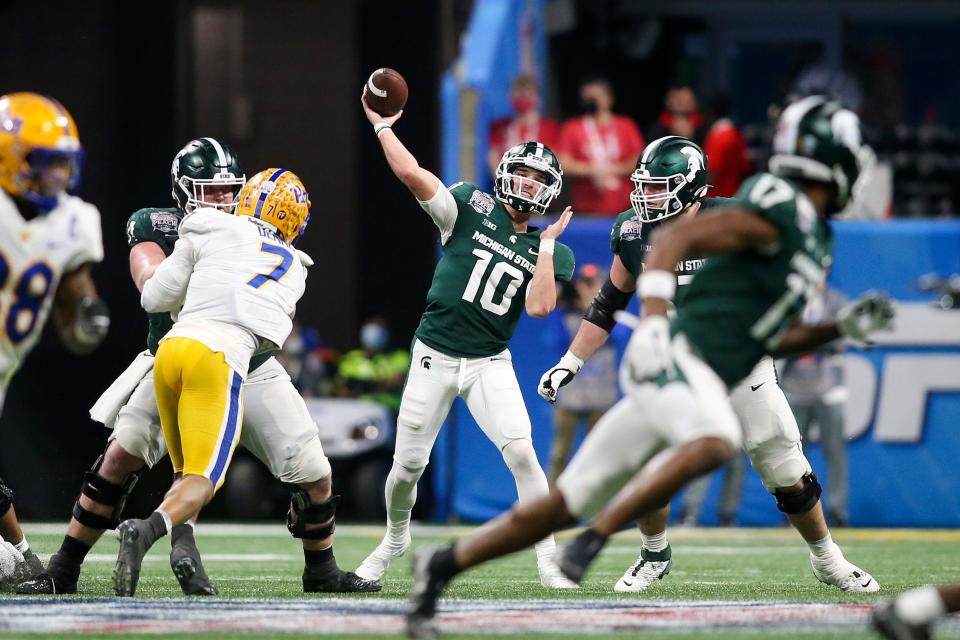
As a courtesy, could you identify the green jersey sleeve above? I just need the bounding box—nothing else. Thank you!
[610,209,635,255]
[125,208,182,255]
[552,242,575,282]
[733,175,812,254]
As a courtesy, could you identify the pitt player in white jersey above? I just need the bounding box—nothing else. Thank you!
[111,168,309,597]
[0,93,109,588]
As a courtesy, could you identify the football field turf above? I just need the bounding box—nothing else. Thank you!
[2,524,958,639]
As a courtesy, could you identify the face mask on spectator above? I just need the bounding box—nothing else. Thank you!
[580,98,598,115]
[512,96,536,115]
[361,323,389,352]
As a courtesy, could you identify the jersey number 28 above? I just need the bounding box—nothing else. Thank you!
[0,257,54,344]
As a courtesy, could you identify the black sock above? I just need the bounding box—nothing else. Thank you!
[304,547,334,567]
[57,535,92,565]
[171,524,195,547]
[143,511,169,546]
[576,528,608,562]
[431,544,461,581]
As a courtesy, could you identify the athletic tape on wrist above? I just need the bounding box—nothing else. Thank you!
[539,238,555,255]
[638,270,676,301]
[374,123,392,137]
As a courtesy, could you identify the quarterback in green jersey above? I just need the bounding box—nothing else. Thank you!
[18,139,378,597]
[539,135,887,595]
[406,97,894,637]
[357,94,577,589]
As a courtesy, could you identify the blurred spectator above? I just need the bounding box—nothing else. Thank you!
[779,286,850,527]
[678,455,746,527]
[558,76,644,216]
[647,86,706,146]
[487,74,561,176]
[703,94,753,197]
[278,322,338,397]
[336,317,409,414]
[548,264,620,483]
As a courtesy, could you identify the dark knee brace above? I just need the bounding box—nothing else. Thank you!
[0,476,14,518]
[286,488,341,539]
[72,453,144,530]
[774,473,822,514]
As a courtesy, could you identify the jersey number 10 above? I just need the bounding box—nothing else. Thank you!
[461,248,524,316]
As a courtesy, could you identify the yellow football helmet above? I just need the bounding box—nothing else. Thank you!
[0,92,84,210]
[235,168,311,244]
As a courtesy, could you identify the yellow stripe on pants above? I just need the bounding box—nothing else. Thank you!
[153,337,244,491]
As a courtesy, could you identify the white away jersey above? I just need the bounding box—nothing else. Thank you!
[141,208,307,374]
[0,189,103,377]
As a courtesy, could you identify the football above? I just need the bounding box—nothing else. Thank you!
[362,67,408,117]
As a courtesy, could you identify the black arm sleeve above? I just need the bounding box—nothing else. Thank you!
[583,277,632,333]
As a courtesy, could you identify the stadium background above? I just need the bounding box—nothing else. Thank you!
[0,0,958,528]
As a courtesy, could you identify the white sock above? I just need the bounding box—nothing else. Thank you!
[13,537,29,554]
[641,530,668,553]
[807,534,843,564]
[383,463,420,546]
[155,509,173,534]
[895,586,947,626]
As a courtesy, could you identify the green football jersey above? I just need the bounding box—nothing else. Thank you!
[415,182,575,358]
[126,207,274,370]
[126,207,183,355]
[673,173,833,387]
[610,197,739,282]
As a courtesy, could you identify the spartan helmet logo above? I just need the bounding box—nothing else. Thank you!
[680,146,704,182]
[420,355,432,370]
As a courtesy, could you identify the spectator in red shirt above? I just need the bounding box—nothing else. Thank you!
[558,77,644,216]
[703,94,753,198]
[487,74,561,176]
[647,86,707,145]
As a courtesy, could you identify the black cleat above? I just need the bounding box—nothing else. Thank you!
[16,553,80,595]
[556,529,607,585]
[303,561,382,593]
[406,545,456,639]
[113,519,152,597]
[19,549,43,580]
[171,554,219,596]
[873,602,932,640]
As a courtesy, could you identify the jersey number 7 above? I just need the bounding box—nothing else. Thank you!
[247,243,293,288]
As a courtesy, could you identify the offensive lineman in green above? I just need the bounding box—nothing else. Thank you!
[357,93,578,589]
[406,97,894,636]
[539,135,883,594]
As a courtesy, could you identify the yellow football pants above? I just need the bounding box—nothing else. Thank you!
[153,337,244,492]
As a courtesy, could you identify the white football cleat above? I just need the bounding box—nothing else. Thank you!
[538,559,579,589]
[355,531,411,582]
[811,556,880,593]
[613,546,672,593]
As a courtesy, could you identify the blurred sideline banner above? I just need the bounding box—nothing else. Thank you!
[432,220,960,527]
[440,0,546,190]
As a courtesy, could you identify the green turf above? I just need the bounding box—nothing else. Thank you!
[2,525,959,638]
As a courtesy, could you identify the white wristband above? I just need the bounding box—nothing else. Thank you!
[539,238,555,255]
[559,350,584,373]
[638,270,676,301]
[374,123,391,137]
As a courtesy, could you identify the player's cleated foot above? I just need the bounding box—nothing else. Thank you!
[356,531,411,582]
[171,555,219,596]
[113,519,152,597]
[16,573,72,595]
[613,545,672,593]
[556,529,607,585]
[407,545,456,639]
[19,549,43,581]
[538,559,579,589]
[810,556,880,593]
[17,552,81,595]
[304,561,382,593]
[872,602,931,640]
